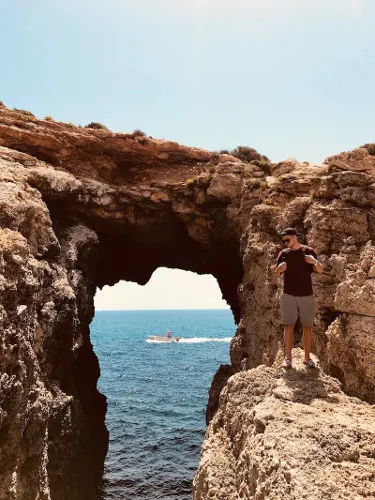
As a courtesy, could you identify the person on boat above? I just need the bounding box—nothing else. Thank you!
[166,330,172,338]
[274,228,323,369]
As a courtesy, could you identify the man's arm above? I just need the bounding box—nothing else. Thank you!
[314,260,323,273]
[274,250,287,277]
[304,249,323,273]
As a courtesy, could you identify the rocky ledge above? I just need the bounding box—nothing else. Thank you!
[194,349,375,499]
[0,104,374,499]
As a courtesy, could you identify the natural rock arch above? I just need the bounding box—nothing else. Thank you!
[0,106,374,499]
[0,107,245,499]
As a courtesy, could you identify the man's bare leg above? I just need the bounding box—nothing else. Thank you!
[303,327,312,362]
[284,325,294,360]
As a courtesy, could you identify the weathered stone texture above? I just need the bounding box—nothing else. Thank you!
[0,106,375,499]
[194,350,375,500]
[0,150,107,499]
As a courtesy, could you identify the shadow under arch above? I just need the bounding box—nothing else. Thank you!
[93,229,242,324]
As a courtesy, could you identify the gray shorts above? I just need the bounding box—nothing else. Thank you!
[281,293,314,327]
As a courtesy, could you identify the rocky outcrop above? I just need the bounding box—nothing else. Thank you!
[230,160,375,404]
[0,177,107,499]
[0,105,375,499]
[0,107,247,499]
[194,349,375,500]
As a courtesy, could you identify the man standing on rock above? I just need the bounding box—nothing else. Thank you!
[275,228,323,369]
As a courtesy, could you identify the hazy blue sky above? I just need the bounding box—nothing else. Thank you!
[96,269,228,310]
[1,0,374,309]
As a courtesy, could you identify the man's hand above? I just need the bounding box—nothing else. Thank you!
[275,262,287,276]
[305,254,323,273]
[305,255,318,265]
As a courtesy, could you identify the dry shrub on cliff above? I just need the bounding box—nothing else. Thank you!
[85,122,109,130]
[220,146,271,174]
[132,129,147,137]
[0,101,5,108]
[362,143,375,156]
[231,146,269,164]
[250,159,271,175]
[44,116,55,121]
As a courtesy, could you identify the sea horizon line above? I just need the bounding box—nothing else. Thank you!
[94,308,231,312]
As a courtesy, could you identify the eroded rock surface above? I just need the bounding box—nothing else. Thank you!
[0,181,107,499]
[0,105,375,499]
[194,350,375,500]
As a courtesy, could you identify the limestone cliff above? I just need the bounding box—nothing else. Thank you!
[194,350,375,500]
[0,105,374,499]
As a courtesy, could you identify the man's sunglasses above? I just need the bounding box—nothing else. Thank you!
[282,238,291,244]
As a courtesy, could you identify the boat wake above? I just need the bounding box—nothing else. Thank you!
[146,337,232,344]
[179,337,232,343]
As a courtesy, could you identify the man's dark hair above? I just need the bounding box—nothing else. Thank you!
[280,227,297,237]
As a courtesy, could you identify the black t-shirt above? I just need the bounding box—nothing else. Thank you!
[276,245,318,296]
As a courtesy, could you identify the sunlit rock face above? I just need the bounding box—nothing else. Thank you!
[231,158,375,404]
[193,349,375,500]
[0,105,375,499]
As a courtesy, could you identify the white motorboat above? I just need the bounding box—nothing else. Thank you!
[147,331,180,343]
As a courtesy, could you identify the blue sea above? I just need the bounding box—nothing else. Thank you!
[90,309,236,500]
